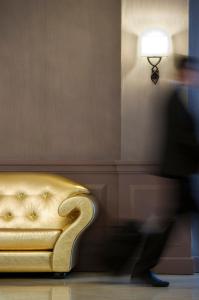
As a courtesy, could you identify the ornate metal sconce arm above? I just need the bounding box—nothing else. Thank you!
[147,56,162,84]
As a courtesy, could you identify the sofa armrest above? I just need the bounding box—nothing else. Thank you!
[52,194,96,272]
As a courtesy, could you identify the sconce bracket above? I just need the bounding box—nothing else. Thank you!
[147,56,162,84]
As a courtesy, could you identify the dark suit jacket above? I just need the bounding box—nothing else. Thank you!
[160,86,199,177]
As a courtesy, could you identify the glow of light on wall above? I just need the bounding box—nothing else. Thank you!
[140,29,170,57]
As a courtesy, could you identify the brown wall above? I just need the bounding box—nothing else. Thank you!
[0,0,121,161]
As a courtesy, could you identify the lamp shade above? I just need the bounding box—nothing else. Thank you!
[140,29,170,57]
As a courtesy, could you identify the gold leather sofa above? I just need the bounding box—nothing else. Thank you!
[0,173,95,273]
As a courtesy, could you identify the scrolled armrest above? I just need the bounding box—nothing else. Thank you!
[52,194,96,272]
[58,194,92,218]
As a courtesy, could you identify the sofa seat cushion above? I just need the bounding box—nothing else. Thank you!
[0,230,61,250]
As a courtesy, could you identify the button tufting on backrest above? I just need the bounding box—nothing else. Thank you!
[41,192,51,200]
[3,212,14,221]
[16,192,26,200]
[27,211,38,221]
[0,173,84,229]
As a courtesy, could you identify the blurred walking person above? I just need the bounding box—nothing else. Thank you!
[130,55,199,287]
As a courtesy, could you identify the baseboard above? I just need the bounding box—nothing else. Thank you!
[154,257,194,275]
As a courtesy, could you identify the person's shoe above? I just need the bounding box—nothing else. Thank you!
[131,271,170,287]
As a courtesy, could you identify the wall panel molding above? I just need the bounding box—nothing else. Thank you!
[0,160,159,173]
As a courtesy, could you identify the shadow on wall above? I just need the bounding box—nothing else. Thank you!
[122,30,138,78]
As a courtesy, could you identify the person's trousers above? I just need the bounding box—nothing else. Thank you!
[132,177,198,275]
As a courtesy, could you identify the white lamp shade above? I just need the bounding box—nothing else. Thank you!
[140,29,170,57]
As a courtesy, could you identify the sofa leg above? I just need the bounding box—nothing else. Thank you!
[53,272,68,279]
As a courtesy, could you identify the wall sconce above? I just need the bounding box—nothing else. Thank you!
[140,29,170,84]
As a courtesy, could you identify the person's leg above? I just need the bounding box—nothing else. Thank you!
[103,220,143,273]
[130,215,175,286]
[131,177,194,286]
[130,178,183,286]
[131,218,175,276]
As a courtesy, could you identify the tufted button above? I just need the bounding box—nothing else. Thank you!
[3,212,13,221]
[16,192,26,200]
[28,211,38,221]
[41,192,51,200]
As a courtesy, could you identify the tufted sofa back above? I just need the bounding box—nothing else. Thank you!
[0,173,89,229]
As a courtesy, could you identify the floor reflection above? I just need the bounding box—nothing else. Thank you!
[0,286,71,300]
[0,274,198,300]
